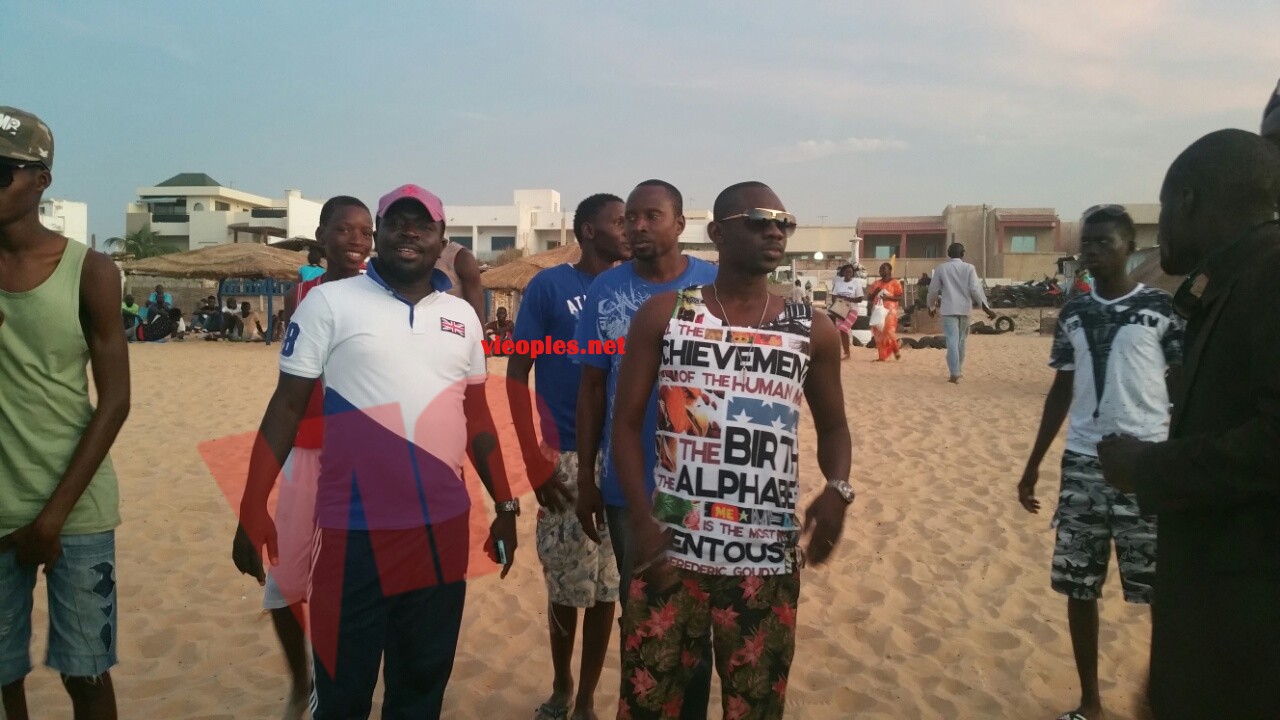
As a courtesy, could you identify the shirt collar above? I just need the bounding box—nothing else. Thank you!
[364,259,453,303]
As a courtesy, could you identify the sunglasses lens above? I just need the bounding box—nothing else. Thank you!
[744,217,797,236]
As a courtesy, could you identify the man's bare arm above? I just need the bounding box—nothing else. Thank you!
[37,251,132,529]
[454,246,487,324]
[804,312,852,487]
[465,381,512,503]
[611,294,676,520]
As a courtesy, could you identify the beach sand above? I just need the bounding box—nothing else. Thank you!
[21,333,1152,718]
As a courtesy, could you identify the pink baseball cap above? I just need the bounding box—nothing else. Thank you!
[377,184,445,221]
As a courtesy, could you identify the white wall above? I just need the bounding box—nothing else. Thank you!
[39,199,88,246]
[284,191,322,239]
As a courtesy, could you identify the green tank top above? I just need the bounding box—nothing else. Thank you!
[0,240,120,536]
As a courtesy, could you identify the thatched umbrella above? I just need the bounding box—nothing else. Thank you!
[124,243,309,343]
[124,242,308,281]
[481,243,582,291]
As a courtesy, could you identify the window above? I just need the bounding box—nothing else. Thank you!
[1010,235,1037,253]
[874,244,897,259]
[491,236,516,252]
[924,244,939,258]
[192,202,205,211]
[39,205,48,215]
[215,201,230,211]
[450,236,473,251]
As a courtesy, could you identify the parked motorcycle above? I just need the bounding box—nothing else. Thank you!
[989,277,1064,308]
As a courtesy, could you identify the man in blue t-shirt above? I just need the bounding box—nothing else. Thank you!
[574,179,718,720]
[507,192,630,720]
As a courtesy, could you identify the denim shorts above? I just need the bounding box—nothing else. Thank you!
[0,530,118,685]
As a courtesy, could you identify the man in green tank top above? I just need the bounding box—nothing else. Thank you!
[0,106,130,720]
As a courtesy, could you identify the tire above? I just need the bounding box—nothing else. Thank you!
[995,316,1015,333]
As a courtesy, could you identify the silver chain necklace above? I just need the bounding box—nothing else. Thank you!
[711,283,771,384]
[710,282,771,329]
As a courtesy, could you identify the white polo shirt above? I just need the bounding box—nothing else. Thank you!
[279,262,486,530]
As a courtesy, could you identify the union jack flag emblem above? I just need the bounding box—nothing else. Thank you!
[440,318,466,337]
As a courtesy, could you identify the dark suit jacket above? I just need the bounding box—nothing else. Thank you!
[1134,230,1280,720]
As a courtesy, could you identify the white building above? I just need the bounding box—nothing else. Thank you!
[445,189,854,263]
[125,173,323,251]
[39,199,88,246]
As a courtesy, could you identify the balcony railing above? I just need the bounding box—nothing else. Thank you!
[250,208,287,218]
[152,214,190,223]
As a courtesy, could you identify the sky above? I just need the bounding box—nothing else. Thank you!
[4,1,1279,243]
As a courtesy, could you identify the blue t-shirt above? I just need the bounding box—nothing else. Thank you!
[513,263,595,452]
[574,257,718,507]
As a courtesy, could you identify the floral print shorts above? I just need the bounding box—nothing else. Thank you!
[619,568,800,719]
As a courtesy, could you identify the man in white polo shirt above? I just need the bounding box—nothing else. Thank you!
[236,184,518,720]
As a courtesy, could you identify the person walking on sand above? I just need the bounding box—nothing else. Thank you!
[867,262,903,362]
[828,263,864,359]
[1018,205,1182,720]
[232,194,374,720]
[507,192,630,720]
[927,243,997,383]
[0,106,131,720]
[611,181,853,719]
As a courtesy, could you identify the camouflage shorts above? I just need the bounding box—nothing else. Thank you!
[535,452,620,608]
[1051,450,1157,603]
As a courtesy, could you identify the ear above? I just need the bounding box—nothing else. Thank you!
[36,168,52,192]
[707,220,725,248]
[675,213,687,236]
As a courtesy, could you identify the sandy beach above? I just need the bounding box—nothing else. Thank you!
[20,332,1152,719]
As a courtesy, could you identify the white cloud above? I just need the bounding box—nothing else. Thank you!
[760,137,909,165]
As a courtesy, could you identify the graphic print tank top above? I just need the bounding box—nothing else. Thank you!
[653,287,813,576]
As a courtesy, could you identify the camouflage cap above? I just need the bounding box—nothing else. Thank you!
[0,106,54,168]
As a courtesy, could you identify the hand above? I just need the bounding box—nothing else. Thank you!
[985,308,998,320]
[527,446,570,512]
[231,522,267,585]
[575,477,606,544]
[1097,434,1150,494]
[0,516,64,570]
[1018,467,1041,513]
[631,516,678,591]
[802,486,848,566]
[234,505,278,584]
[928,306,937,317]
[487,512,518,579]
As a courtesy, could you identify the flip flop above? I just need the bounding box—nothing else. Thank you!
[533,702,570,720]
[1055,712,1089,720]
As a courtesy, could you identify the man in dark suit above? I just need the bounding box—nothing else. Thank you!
[1098,128,1280,719]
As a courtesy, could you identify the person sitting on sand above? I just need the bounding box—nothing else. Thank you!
[485,306,514,345]
[236,302,266,342]
[1018,205,1182,720]
[122,294,141,337]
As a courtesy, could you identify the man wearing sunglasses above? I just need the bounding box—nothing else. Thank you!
[573,179,718,718]
[610,181,852,718]
[1018,205,1181,720]
[1097,129,1280,720]
[0,107,131,720]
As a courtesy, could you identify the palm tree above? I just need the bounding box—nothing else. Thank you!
[105,228,176,259]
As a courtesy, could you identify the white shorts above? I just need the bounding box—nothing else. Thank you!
[262,447,321,610]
